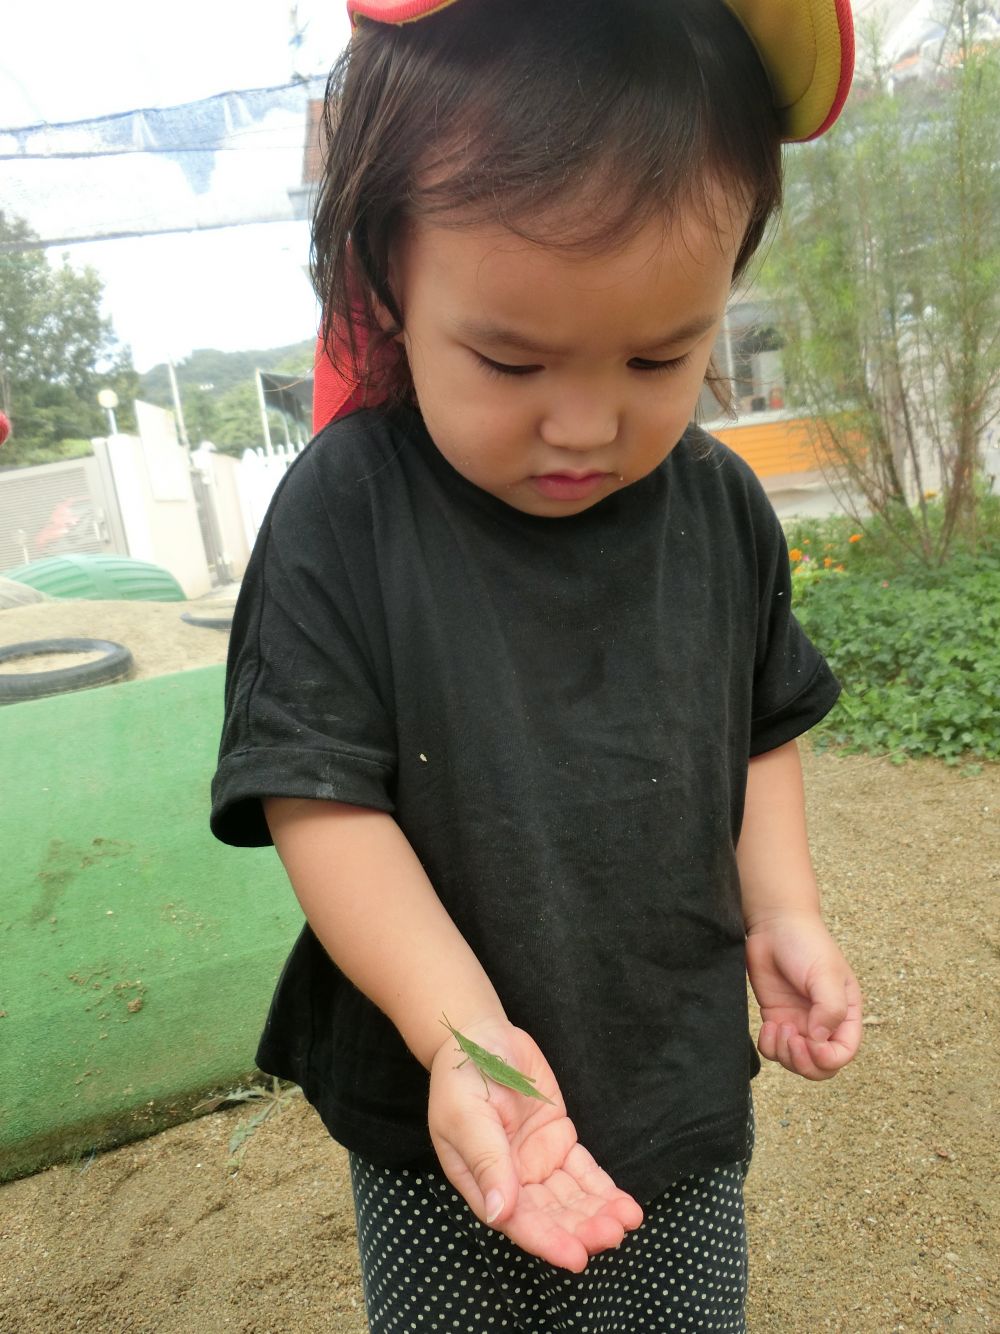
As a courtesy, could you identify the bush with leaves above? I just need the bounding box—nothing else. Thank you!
[790,509,1000,764]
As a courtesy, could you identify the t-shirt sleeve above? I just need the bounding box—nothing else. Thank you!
[211,439,396,847]
[748,495,841,756]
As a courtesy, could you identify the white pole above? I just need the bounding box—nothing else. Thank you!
[255,369,274,454]
[167,360,191,451]
[718,309,734,384]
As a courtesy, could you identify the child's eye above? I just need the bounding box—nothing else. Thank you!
[475,354,542,378]
[628,353,693,374]
[474,351,693,378]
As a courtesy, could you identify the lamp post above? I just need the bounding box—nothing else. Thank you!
[97,388,119,435]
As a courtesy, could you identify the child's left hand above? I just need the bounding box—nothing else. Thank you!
[745,909,863,1080]
[428,1016,643,1271]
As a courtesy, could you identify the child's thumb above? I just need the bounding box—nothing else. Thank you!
[464,1127,520,1228]
[808,975,849,1042]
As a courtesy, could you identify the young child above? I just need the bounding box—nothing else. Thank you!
[212,1,863,1328]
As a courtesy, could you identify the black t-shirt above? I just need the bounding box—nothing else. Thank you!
[211,406,839,1202]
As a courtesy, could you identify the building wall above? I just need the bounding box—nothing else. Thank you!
[706,412,855,519]
[191,447,252,579]
[102,433,211,597]
[708,413,821,478]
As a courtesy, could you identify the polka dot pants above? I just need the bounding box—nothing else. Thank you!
[349,1103,753,1333]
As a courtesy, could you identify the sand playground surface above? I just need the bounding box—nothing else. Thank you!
[0,598,996,1332]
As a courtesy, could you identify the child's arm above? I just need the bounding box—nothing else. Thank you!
[264,796,642,1270]
[737,741,863,1079]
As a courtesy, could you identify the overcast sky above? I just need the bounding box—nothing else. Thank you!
[1,1,352,373]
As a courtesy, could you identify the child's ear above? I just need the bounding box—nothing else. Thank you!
[377,247,407,345]
[370,294,406,347]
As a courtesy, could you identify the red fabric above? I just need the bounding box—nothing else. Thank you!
[312,322,398,434]
[312,330,363,434]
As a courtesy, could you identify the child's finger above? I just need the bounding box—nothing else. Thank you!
[756,1018,780,1063]
[552,1158,645,1242]
[810,974,863,1067]
[770,1023,824,1080]
[806,973,850,1043]
[468,1137,522,1229]
[815,1010,863,1071]
[788,1032,835,1079]
[431,1100,522,1230]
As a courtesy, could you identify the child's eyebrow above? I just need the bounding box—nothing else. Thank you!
[453,314,720,357]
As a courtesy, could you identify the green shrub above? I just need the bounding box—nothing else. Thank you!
[3,437,94,469]
[791,542,1000,763]
[785,490,1000,577]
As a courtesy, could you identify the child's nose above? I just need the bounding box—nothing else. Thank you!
[539,392,619,451]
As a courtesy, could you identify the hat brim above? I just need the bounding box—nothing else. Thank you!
[724,0,854,141]
[347,0,854,143]
[350,0,461,24]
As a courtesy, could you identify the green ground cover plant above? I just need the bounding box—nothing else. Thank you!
[786,503,1000,765]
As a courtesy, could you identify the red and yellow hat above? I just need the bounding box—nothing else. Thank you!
[347,0,855,144]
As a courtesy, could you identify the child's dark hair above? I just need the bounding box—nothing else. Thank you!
[313,0,783,406]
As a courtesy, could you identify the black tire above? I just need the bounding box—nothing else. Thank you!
[180,611,233,631]
[0,638,135,703]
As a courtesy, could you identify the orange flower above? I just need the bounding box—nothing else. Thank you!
[836,564,846,572]
[824,557,834,568]
[849,533,862,543]
[789,548,804,562]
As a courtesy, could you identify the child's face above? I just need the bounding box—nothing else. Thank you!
[393,197,745,518]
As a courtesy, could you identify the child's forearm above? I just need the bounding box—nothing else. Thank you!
[737,739,822,928]
[264,796,506,1069]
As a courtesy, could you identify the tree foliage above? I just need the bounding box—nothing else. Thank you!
[0,212,139,466]
[760,3,1000,563]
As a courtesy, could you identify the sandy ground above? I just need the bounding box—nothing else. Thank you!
[0,599,234,682]
[0,599,997,1332]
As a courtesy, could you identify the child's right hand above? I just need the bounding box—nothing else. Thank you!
[428,1017,644,1272]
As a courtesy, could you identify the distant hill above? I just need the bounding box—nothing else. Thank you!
[139,341,315,404]
[137,341,316,454]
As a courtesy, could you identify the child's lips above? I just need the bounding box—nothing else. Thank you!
[531,472,611,501]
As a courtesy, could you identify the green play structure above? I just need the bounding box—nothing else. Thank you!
[2,554,185,602]
[0,665,302,1183]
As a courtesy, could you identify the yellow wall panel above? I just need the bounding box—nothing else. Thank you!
[712,417,821,477]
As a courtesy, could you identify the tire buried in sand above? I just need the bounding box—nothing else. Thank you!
[0,637,135,703]
[180,611,233,631]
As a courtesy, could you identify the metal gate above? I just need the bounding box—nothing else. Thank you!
[190,466,234,586]
[0,454,128,573]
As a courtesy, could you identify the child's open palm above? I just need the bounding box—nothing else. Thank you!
[428,1018,643,1271]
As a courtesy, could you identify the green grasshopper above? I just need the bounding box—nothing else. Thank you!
[441,1015,555,1104]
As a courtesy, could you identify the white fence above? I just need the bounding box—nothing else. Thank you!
[235,442,306,550]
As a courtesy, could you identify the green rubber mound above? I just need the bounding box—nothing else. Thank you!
[1,554,185,601]
[0,665,301,1182]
